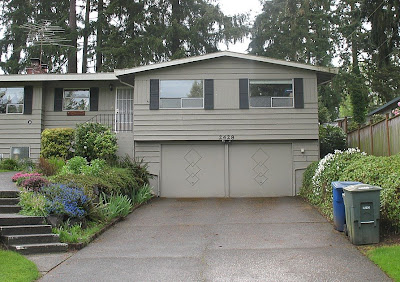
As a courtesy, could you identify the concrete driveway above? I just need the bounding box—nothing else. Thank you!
[38,198,389,281]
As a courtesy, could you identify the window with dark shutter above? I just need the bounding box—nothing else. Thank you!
[23,86,33,115]
[294,78,304,109]
[204,79,214,110]
[239,78,249,109]
[90,87,99,111]
[54,88,63,112]
[150,79,159,110]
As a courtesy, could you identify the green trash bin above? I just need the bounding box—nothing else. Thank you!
[343,184,382,245]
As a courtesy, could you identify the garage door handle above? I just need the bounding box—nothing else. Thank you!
[360,221,374,224]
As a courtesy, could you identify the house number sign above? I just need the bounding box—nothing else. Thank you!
[219,135,235,142]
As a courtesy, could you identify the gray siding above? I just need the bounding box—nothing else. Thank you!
[133,57,318,141]
[0,86,43,159]
[135,140,319,195]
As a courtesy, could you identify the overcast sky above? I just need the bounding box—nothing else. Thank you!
[217,0,263,53]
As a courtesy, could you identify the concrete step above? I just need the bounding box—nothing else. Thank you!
[0,224,52,236]
[0,216,44,226]
[0,191,19,198]
[2,233,60,245]
[10,242,68,255]
[0,205,21,213]
[0,198,19,205]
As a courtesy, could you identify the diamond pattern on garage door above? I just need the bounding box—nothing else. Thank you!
[184,148,202,186]
[251,148,270,185]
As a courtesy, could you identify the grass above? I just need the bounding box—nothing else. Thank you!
[367,245,400,281]
[0,169,12,172]
[0,250,40,282]
[53,221,106,244]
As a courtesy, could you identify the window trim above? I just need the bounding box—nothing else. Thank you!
[0,87,25,114]
[248,79,295,109]
[159,80,205,109]
[62,88,91,111]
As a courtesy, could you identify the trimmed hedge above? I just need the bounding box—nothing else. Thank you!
[41,128,75,159]
[300,150,400,232]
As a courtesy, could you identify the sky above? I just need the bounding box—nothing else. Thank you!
[217,0,263,53]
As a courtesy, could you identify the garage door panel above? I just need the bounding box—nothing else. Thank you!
[229,144,292,197]
[161,144,225,197]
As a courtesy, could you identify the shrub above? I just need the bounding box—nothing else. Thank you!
[0,159,19,171]
[12,172,41,182]
[100,193,132,219]
[81,159,106,177]
[134,184,153,204]
[20,176,49,192]
[118,156,151,188]
[319,125,347,158]
[18,190,49,217]
[74,123,118,162]
[42,184,90,218]
[37,157,65,176]
[60,156,88,175]
[41,128,75,159]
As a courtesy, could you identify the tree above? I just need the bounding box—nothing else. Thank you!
[82,0,91,73]
[67,0,77,73]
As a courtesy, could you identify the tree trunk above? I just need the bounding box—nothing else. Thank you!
[68,0,77,73]
[96,0,104,72]
[82,0,90,73]
[170,0,182,57]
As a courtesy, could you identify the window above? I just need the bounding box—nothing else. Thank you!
[0,87,24,114]
[249,80,293,108]
[159,80,203,109]
[63,89,90,111]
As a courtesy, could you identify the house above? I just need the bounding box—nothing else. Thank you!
[367,96,400,118]
[0,51,337,197]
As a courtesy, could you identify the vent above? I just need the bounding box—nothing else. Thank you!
[10,147,30,160]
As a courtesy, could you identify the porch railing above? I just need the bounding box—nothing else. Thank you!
[86,113,133,132]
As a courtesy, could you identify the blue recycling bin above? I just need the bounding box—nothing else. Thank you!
[331,181,362,232]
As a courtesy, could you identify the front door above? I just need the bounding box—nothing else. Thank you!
[115,88,133,131]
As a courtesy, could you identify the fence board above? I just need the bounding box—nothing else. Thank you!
[347,115,399,156]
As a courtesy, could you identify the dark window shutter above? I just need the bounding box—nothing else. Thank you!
[294,78,304,109]
[239,78,249,109]
[23,86,33,115]
[90,87,99,111]
[204,79,214,110]
[150,79,159,110]
[54,88,63,112]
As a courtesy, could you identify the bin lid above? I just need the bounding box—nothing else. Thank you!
[331,181,362,189]
[343,184,382,192]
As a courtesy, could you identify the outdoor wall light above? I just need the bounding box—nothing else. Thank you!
[109,83,114,91]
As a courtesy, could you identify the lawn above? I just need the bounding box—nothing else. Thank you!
[0,250,39,282]
[0,169,12,172]
[367,245,400,281]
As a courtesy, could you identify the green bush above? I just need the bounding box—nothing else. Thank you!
[60,156,88,175]
[134,184,153,204]
[319,125,347,158]
[41,128,75,159]
[301,151,400,232]
[118,156,151,188]
[37,157,65,176]
[81,159,106,177]
[100,193,133,219]
[18,190,49,217]
[0,159,19,171]
[74,123,118,162]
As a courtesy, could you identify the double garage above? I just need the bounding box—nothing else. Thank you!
[160,142,293,198]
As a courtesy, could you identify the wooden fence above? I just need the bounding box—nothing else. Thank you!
[347,114,400,156]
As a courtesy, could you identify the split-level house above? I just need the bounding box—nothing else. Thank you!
[0,52,337,197]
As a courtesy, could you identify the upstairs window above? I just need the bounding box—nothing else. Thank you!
[0,87,24,114]
[249,79,294,108]
[159,80,204,109]
[63,89,90,111]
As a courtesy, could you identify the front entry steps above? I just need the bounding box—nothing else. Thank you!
[0,191,67,255]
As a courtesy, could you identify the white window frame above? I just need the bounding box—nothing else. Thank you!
[63,88,90,111]
[249,79,294,109]
[159,80,205,109]
[0,87,24,114]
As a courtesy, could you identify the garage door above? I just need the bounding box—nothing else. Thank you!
[160,143,292,197]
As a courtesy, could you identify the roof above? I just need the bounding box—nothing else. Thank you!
[367,96,400,116]
[114,51,339,84]
[0,72,118,82]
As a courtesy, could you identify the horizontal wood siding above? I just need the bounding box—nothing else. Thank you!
[134,57,318,141]
[0,86,43,159]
